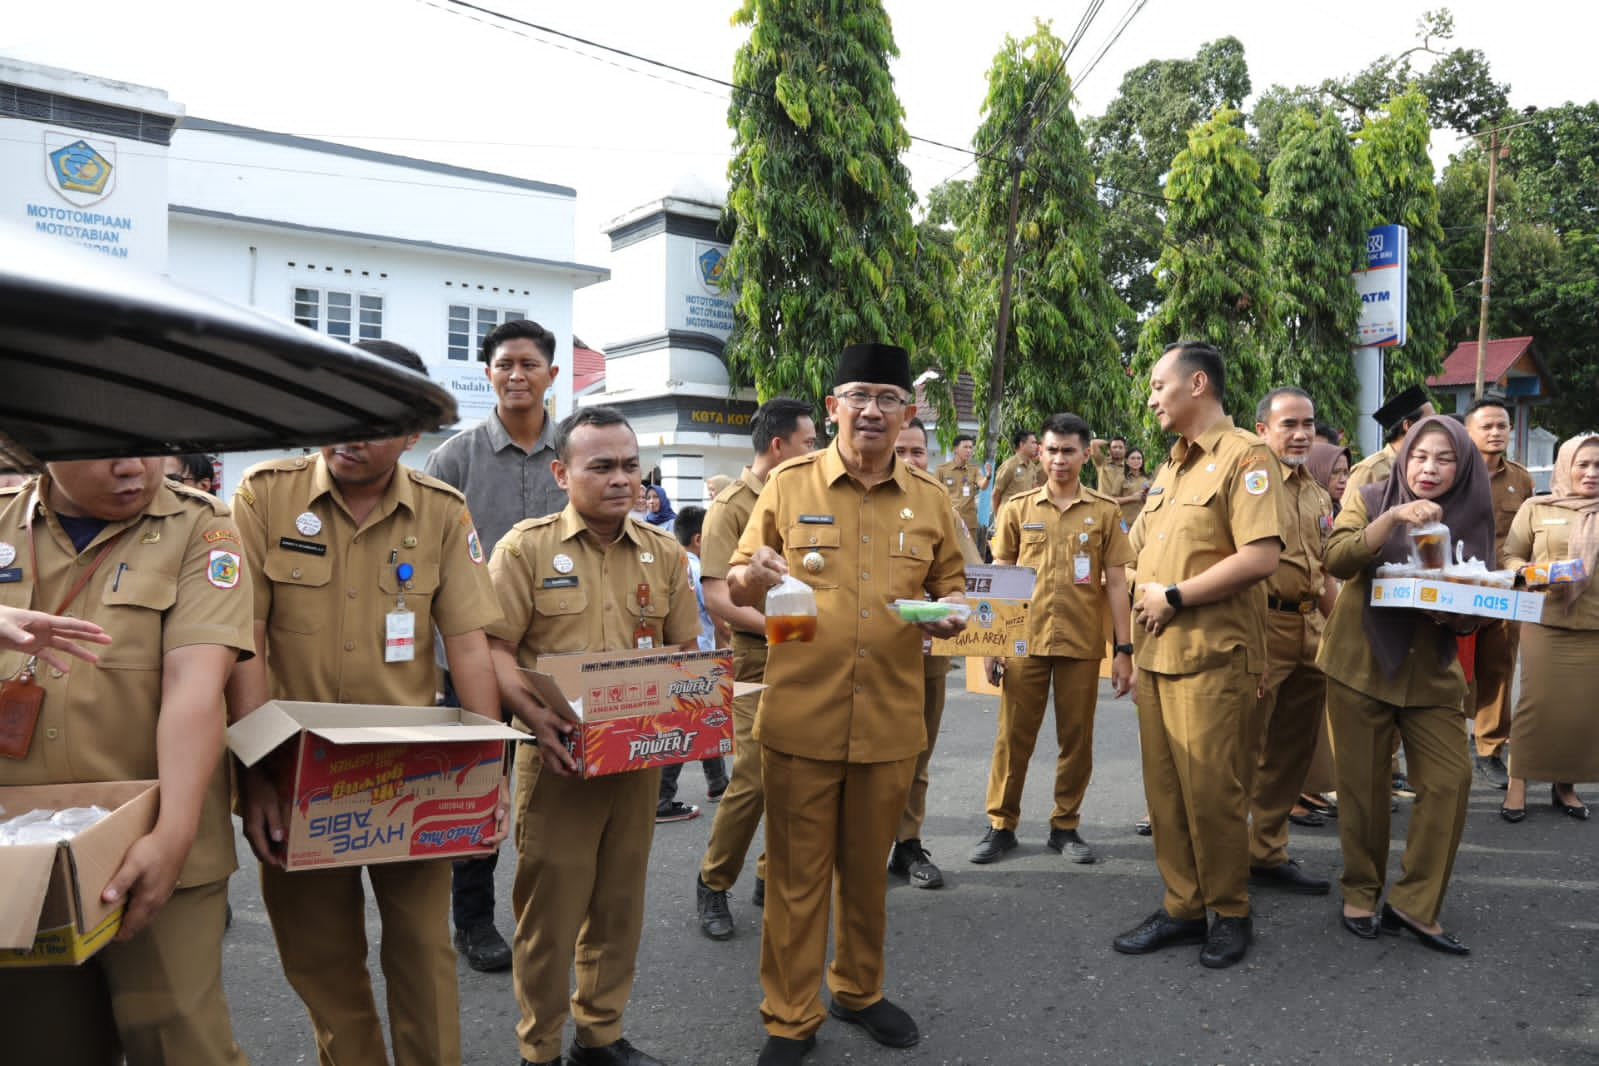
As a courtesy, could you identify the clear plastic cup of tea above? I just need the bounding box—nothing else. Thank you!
[1409,523,1451,571]
[764,574,817,644]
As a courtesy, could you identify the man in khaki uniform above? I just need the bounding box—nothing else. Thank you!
[1245,387,1338,896]
[990,428,1043,512]
[488,406,699,1066]
[696,397,818,939]
[933,432,988,537]
[228,341,506,1066]
[729,344,967,1066]
[1114,341,1283,970]
[886,417,958,890]
[1463,397,1534,788]
[0,460,253,1065]
[971,412,1134,867]
[1089,435,1129,498]
[1342,384,1435,503]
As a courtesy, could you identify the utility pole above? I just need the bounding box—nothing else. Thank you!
[982,146,1024,477]
[1472,114,1538,401]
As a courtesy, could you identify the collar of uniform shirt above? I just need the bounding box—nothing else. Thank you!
[1169,415,1236,463]
[555,503,649,547]
[308,452,417,518]
[26,472,186,529]
[819,440,913,492]
[486,406,558,456]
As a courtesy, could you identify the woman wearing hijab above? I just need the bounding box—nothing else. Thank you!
[643,482,676,534]
[1316,416,1491,954]
[1307,442,1352,515]
[1498,432,1599,823]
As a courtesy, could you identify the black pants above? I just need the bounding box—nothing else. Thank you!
[441,670,499,931]
[659,757,730,807]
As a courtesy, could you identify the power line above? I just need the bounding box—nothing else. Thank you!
[1073,0,1149,91]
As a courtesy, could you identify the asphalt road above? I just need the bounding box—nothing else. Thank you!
[222,665,1599,1065]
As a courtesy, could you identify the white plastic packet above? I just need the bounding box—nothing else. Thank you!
[0,805,112,846]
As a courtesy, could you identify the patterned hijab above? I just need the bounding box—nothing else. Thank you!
[1541,433,1599,610]
[1358,416,1494,676]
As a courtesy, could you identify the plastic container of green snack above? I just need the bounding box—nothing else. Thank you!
[888,600,972,624]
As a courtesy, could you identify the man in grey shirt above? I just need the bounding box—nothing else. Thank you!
[424,318,567,972]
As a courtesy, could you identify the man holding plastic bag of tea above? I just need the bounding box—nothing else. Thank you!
[727,343,967,1066]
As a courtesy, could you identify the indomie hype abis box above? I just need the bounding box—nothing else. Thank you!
[227,703,525,871]
[520,648,739,778]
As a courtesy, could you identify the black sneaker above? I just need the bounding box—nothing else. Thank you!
[1045,827,1096,864]
[696,875,734,940]
[707,778,729,802]
[888,839,944,889]
[453,923,512,972]
[1473,753,1509,790]
[968,826,1018,864]
[752,876,766,907]
[655,800,699,823]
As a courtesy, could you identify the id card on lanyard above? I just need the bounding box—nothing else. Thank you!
[385,559,416,663]
[1073,532,1092,585]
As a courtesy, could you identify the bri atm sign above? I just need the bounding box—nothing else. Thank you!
[1352,224,1408,348]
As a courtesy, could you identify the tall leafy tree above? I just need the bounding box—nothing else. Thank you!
[1136,107,1271,423]
[960,22,1131,446]
[1263,108,1369,433]
[721,0,917,403]
[1354,90,1456,393]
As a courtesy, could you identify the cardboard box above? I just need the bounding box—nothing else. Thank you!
[930,564,1036,658]
[521,648,741,778]
[227,703,524,871]
[0,780,159,967]
[1370,578,1545,623]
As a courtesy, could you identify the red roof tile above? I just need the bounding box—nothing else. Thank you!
[573,344,606,393]
[1428,337,1535,387]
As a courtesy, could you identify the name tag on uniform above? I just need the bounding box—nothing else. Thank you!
[0,568,21,584]
[1022,523,1045,531]
[385,608,415,663]
[1542,518,1568,525]
[279,536,328,556]
[1146,487,1164,496]
[542,576,580,588]
[798,515,834,524]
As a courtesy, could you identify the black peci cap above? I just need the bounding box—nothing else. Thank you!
[834,343,912,392]
[1373,384,1432,436]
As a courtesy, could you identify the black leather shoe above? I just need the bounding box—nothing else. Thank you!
[1340,912,1379,939]
[756,1034,815,1066]
[1199,915,1252,969]
[1380,903,1470,956]
[697,875,734,941]
[1499,804,1527,823]
[566,1037,665,1066]
[1552,784,1590,820]
[1045,827,1096,864]
[968,826,1018,864]
[521,1058,560,1066]
[827,997,919,1048]
[888,838,944,889]
[752,877,766,907]
[454,923,512,972]
[1249,859,1330,895]
[1474,753,1510,790]
[1112,910,1208,955]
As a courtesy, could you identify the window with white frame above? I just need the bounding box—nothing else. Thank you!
[447,304,528,361]
[294,287,384,342]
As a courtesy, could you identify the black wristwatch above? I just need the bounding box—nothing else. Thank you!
[1164,584,1184,610]
[1114,642,1135,656]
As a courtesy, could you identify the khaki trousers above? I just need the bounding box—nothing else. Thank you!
[699,641,769,890]
[1326,679,1471,924]
[984,656,1101,832]
[511,743,658,1062]
[1136,651,1254,920]
[261,858,457,1066]
[759,749,916,1039]
[897,661,949,841]
[1244,613,1326,867]
[0,878,246,1066]
[1470,618,1519,757]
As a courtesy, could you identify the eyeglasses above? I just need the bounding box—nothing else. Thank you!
[834,390,910,413]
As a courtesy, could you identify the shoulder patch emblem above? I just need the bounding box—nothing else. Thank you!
[1237,453,1268,471]
[1244,469,1270,496]
[208,549,241,589]
[203,529,240,545]
[467,529,485,564]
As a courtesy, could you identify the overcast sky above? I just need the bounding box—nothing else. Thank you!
[8,0,1594,343]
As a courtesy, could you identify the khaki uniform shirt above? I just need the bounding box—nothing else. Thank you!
[1341,443,1396,505]
[933,459,982,532]
[1128,418,1283,676]
[991,456,1043,512]
[233,456,501,706]
[1502,500,1599,631]
[734,443,966,763]
[701,467,764,648]
[1119,473,1152,531]
[1316,488,1467,706]
[0,479,253,886]
[1092,454,1127,499]
[487,507,699,660]
[993,485,1133,659]
[1486,458,1534,560]
[1267,459,1333,607]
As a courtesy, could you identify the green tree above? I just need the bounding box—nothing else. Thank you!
[1263,108,1369,432]
[1354,90,1457,393]
[721,0,917,403]
[959,22,1131,447]
[1137,107,1271,423]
